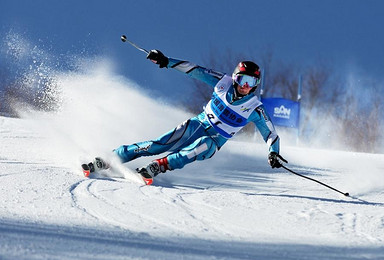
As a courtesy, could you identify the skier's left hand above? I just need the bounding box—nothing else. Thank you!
[147,49,169,68]
[268,152,288,168]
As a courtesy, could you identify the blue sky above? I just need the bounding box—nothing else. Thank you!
[1,0,384,100]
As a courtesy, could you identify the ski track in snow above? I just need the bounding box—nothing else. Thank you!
[1,71,384,259]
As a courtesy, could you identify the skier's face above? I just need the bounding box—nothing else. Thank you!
[233,74,259,96]
[236,82,253,95]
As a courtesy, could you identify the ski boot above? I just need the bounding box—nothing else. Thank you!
[82,157,110,177]
[136,157,170,185]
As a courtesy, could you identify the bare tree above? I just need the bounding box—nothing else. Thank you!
[336,84,382,153]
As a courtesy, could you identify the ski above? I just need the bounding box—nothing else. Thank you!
[137,169,153,185]
[80,159,150,185]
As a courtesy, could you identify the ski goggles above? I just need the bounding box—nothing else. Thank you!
[233,74,260,88]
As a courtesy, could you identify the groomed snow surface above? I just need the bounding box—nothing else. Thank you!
[1,69,384,260]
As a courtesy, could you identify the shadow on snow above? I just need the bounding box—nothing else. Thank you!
[0,218,383,260]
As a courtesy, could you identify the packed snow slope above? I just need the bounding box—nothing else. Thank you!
[1,67,384,260]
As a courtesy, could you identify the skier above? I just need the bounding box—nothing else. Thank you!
[82,50,287,185]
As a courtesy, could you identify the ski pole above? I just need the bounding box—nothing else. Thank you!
[281,165,350,197]
[120,35,149,55]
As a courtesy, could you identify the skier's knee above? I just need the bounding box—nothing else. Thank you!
[199,137,217,159]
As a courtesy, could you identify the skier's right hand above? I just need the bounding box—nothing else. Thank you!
[147,49,169,68]
[268,152,288,168]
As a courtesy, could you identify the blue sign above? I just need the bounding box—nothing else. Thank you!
[261,97,300,128]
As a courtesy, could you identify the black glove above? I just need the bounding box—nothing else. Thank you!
[268,152,288,168]
[146,49,169,68]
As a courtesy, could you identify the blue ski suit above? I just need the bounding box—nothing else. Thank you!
[114,57,280,171]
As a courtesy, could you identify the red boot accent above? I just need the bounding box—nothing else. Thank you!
[155,157,170,173]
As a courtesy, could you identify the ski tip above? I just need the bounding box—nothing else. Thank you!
[83,170,90,178]
[142,177,153,185]
[136,167,154,185]
[81,164,91,177]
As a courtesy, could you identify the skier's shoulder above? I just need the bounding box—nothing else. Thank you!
[245,93,262,108]
[214,74,232,89]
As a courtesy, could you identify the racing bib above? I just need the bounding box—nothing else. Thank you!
[204,75,261,138]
